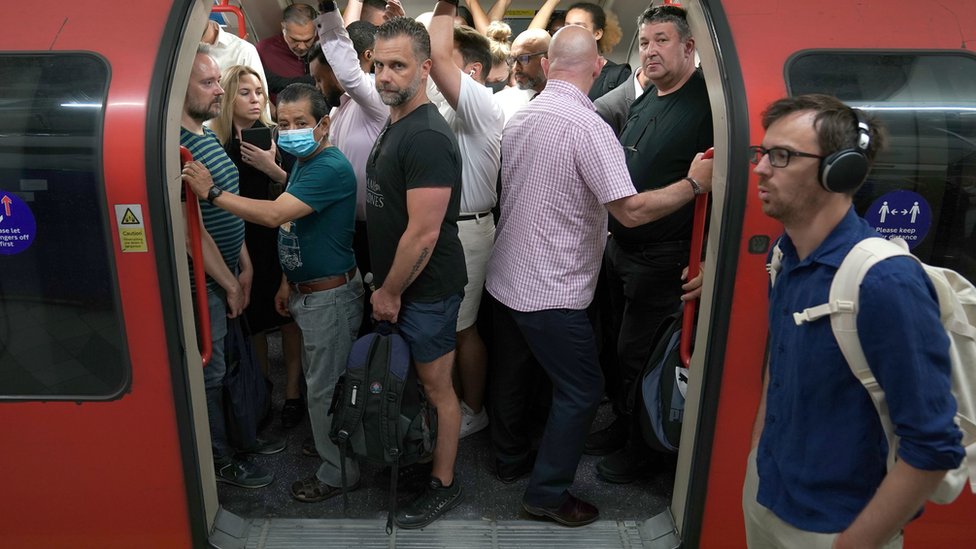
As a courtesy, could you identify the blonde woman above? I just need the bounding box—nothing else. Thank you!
[485,21,512,91]
[212,65,306,430]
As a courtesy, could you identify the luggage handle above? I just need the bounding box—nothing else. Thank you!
[680,147,712,368]
[181,146,213,367]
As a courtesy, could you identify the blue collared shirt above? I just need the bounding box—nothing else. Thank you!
[758,207,964,533]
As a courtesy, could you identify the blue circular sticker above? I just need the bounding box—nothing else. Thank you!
[0,191,37,255]
[863,190,931,249]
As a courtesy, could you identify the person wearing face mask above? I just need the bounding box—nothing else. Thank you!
[209,65,306,430]
[185,82,364,503]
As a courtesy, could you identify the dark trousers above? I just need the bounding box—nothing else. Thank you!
[604,238,687,419]
[490,299,604,507]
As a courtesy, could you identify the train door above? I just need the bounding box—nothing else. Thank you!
[0,1,223,547]
[668,1,976,547]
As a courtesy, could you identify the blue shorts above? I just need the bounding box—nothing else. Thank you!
[397,293,462,363]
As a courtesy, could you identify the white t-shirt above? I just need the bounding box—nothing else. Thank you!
[428,74,504,214]
[493,86,537,126]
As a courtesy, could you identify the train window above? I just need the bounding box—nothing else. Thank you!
[787,52,976,283]
[0,53,129,400]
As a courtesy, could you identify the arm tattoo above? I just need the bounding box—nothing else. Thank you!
[401,247,430,292]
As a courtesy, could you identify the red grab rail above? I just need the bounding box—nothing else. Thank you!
[213,0,247,38]
[680,147,712,368]
[181,146,213,366]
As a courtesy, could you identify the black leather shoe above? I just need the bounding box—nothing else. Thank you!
[596,443,653,484]
[583,417,628,456]
[280,397,305,429]
[522,494,599,527]
[395,477,463,529]
[489,450,536,484]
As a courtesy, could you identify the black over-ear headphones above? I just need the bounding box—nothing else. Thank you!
[818,108,871,193]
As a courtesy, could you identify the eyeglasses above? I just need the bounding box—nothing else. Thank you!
[748,145,824,168]
[506,51,547,66]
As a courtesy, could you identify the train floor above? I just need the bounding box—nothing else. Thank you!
[218,330,675,524]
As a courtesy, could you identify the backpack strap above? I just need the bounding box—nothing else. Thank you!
[767,239,785,288]
[830,237,913,471]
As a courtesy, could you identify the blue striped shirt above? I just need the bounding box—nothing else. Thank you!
[181,127,245,292]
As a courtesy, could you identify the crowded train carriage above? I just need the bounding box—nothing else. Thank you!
[1,0,975,547]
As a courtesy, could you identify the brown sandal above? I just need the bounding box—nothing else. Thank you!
[290,477,356,503]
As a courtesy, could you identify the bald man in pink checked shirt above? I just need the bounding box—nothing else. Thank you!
[485,25,713,527]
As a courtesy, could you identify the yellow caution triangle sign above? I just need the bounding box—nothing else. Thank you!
[120,207,140,225]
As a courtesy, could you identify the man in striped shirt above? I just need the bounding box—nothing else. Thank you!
[181,47,282,489]
[485,26,713,527]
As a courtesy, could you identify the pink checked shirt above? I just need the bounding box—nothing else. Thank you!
[486,79,636,312]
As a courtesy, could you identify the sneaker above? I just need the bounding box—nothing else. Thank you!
[242,435,286,455]
[395,477,463,529]
[459,401,489,439]
[215,458,274,489]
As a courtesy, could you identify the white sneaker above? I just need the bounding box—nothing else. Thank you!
[459,401,489,439]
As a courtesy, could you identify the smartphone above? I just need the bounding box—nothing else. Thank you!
[241,126,272,150]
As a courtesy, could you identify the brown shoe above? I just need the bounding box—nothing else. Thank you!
[522,494,599,527]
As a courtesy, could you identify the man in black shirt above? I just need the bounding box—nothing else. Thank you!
[365,15,467,529]
[589,4,713,482]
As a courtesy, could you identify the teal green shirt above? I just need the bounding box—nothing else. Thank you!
[181,127,245,292]
[278,147,357,283]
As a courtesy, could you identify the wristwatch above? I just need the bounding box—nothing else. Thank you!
[318,1,338,13]
[684,176,703,196]
[206,184,223,204]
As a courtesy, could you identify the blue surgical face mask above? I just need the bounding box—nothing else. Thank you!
[276,123,321,157]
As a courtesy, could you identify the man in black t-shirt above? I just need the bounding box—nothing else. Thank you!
[589,4,713,482]
[364,15,467,530]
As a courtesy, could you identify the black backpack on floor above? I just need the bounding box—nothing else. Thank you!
[329,322,437,532]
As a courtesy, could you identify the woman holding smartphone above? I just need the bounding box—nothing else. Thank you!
[211,65,306,429]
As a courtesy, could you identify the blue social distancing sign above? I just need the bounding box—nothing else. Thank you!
[0,191,36,255]
[863,190,931,249]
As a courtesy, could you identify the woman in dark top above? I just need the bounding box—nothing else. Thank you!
[211,65,305,428]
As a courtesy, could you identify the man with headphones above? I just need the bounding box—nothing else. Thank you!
[744,94,964,548]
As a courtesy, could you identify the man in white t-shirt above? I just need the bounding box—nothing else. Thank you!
[427,0,504,438]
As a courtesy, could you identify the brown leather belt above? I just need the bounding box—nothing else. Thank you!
[290,267,357,294]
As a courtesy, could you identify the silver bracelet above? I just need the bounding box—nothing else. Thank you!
[684,176,703,196]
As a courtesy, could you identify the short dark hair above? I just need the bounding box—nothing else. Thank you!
[362,0,386,11]
[305,42,330,69]
[277,82,329,120]
[375,16,431,62]
[283,3,318,25]
[455,25,492,79]
[638,4,691,42]
[762,93,887,174]
[347,21,378,57]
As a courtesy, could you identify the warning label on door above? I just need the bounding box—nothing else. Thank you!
[863,190,931,250]
[114,204,147,252]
